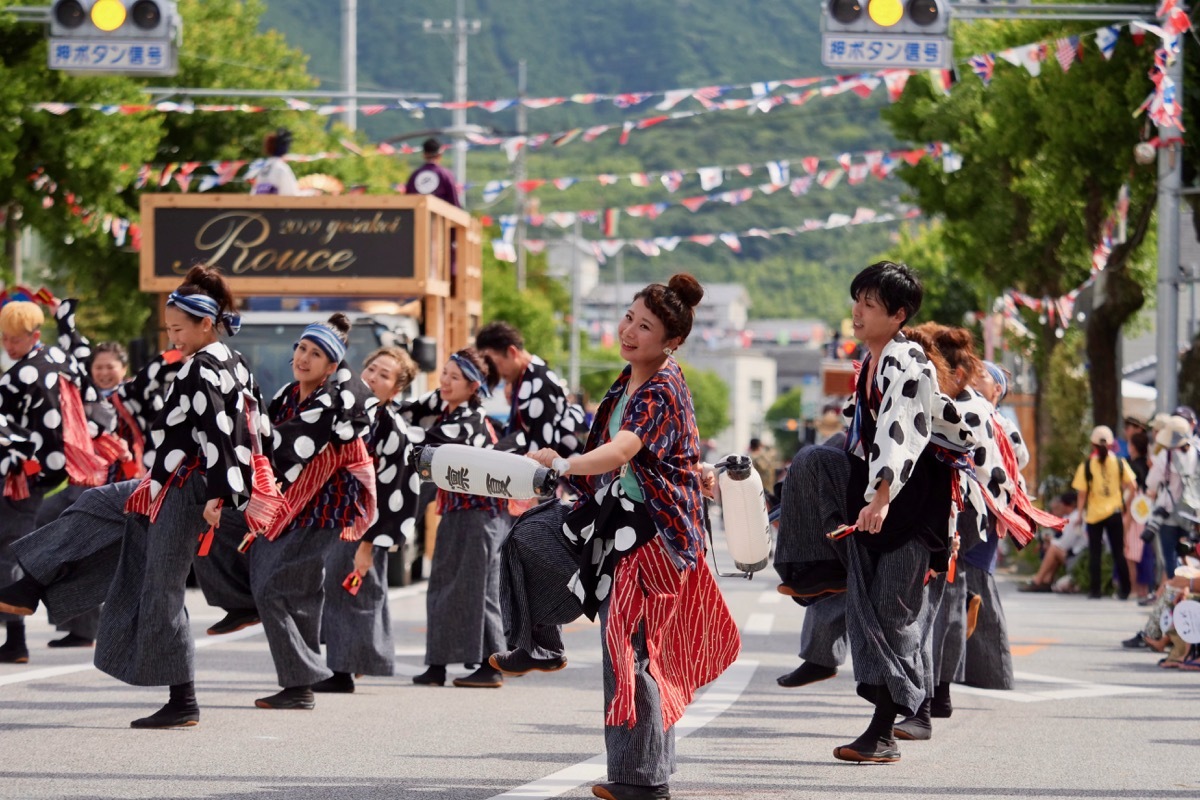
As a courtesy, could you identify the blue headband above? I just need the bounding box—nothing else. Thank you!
[299,323,347,364]
[167,291,242,336]
[450,353,490,397]
[983,361,1008,401]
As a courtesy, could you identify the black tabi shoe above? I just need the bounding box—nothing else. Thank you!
[453,665,504,688]
[0,574,43,617]
[833,738,901,763]
[776,661,837,688]
[48,633,95,649]
[130,702,200,729]
[412,665,447,686]
[312,672,355,694]
[0,641,29,664]
[206,609,261,636]
[488,649,568,676]
[254,686,315,710]
[592,782,671,800]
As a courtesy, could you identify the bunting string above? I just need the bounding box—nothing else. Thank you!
[490,205,921,263]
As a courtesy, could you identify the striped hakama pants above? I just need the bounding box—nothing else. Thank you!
[191,508,255,613]
[249,525,334,689]
[961,564,1014,690]
[94,473,207,687]
[844,536,930,718]
[33,485,98,638]
[425,509,509,666]
[798,594,848,668]
[12,481,137,626]
[0,487,48,623]
[322,539,395,676]
[601,608,676,786]
[499,500,581,660]
[930,571,967,686]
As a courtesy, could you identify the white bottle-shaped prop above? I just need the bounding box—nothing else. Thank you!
[414,444,560,499]
[716,454,772,574]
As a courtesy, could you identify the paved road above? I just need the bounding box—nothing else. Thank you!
[0,556,1196,800]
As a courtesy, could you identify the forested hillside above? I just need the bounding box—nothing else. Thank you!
[261,0,915,323]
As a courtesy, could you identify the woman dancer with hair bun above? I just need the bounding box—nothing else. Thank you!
[242,313,378,710]
[402,347,511,689]
[526,274,740,800]
[315,346,422,694]
[93,265,272,729]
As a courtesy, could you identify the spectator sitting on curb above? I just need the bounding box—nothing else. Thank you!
[1020,491,1085,593]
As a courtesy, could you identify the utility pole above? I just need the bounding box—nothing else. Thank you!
[1155,41,1185,413]
[612,212,624,317]
[569,217,582,393]
[341,0,357,131]
[515,59,527,291]
[423,0,480,208]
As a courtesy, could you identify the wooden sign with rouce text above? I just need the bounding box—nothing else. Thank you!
[139,194,471,296]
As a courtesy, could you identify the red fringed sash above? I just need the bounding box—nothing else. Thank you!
[605,539,741,731]
[260,437,377,542]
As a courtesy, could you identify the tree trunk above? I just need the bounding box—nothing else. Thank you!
[1087,267,1145,429]
[1085,199,1155,429]
[1035,319,1059,483]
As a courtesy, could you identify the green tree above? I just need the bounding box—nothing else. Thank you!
[884,20,1159,476]
[679,362,730,441]
[765,386,805,462]
[1042,328,1091,491]
[0,0,162,339]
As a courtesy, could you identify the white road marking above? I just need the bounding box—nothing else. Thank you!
[758,590,784,605]
[486,659,759,799]
[953,670,1160,703]
[0,622,267,689]
[744,612,775,635]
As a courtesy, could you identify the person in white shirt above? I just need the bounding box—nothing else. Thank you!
[251,128,298,196]
[1020,492,1084,592]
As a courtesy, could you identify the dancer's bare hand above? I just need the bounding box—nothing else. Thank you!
[202,499,222,528]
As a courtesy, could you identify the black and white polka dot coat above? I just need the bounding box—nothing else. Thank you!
[844,333,974,506]
[368,399,420,545]
[495,357,586,457]
[267,363,376,492]
[144,342,270,508]
[0,343,104,488]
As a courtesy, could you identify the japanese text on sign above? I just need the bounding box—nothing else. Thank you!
[821,34,951,70]
[48,39,169,72]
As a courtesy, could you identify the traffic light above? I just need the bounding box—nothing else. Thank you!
[825,0,948,35]
[821,0,951,70]
[48,0,181,76]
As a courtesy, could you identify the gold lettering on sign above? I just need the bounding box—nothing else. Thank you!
[187,212,270,275]
[178,210,404,276]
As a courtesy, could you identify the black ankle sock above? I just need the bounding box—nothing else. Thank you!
[168,681,197,708]
[864,685,898,742]
[5,621,26,650]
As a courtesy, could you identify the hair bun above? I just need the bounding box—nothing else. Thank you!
[326,312,353,341]
[667,273,704,309]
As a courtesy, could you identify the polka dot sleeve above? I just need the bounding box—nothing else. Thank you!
[146,346,257,506]
[863,336,936,505]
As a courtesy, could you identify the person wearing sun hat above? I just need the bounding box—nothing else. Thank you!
[1071,425,1138,599]
[1145,414,1199,580]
